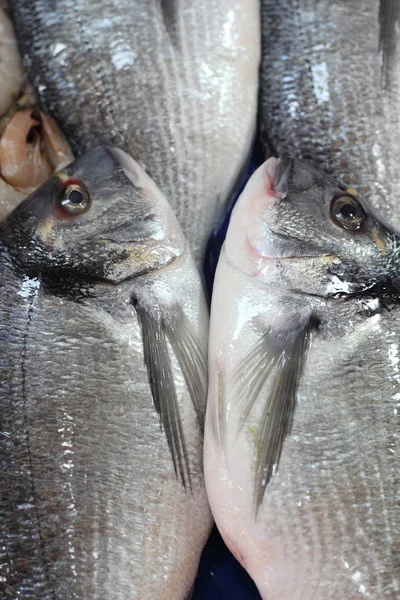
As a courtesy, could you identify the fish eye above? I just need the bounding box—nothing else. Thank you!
[331,195,366,231]
[59,183,90,215]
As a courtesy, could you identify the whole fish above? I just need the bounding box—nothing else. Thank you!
[259,0,400,229]
[204,157,400,599]
[9,0,261,265]
[0,146,211,599]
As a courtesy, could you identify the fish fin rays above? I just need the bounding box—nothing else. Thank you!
[234,335,276,433]
[163,310,208,430]
[233,315,317,513]
[134,300,207,490]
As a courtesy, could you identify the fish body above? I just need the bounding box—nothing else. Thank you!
[0,147,211,599]
[260,0,400,228]
[10,0,261,264]
[204,157,400,599]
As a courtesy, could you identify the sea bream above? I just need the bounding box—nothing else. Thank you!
[259,0,400,230]
[0,147,212,599]
[9,0,261,264]
[204,157,400,599]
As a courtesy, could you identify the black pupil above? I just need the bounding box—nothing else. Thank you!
[68,189,84,204]
[340,202,357,220]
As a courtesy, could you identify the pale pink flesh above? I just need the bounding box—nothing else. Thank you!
[41,112,74,170]
[0,109,53,191]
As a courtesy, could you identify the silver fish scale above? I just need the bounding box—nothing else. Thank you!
[0,262,211,600]
[257,303,400,598]
[260,0,400,229]
[10,0,260,264]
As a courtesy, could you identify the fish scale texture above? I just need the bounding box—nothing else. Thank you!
[0,262,211,600]
[260,0,400,228]
[206,256,400,599]
[10,0,260,265]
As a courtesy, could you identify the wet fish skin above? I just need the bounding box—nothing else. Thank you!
[10,0,261,264]
[0,146,212,599]
[204,157,400,599]
[260,0,400,229]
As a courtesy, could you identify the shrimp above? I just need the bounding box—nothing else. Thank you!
[0,108,52,191]
[41,112,74,170]
[0,8,24,117]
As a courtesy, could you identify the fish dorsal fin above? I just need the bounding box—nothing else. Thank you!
[233,314,317,514]
[134,299,207,490]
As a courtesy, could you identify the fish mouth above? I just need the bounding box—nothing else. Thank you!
[264,156,279,193]
[267,155,290,199]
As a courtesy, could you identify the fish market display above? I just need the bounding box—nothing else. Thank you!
[10,0,261,264]
[260,0,400,229]
[0,147,212,599]
[204,157,400,599]
[0,6,73,219]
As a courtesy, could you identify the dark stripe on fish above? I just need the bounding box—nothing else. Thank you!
[379,0,400,90]
[20,281,55,597]
[159,0,180,48]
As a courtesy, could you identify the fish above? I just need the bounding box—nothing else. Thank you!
[0,146,212,599]
[259,0,400,230]
[9,0,261,265]
[204,157,400,599]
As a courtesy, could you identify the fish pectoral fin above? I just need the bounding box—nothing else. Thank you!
[163,308,208,431]
[133,299,206,490]
[134,300,191,490]
[233,314,318,513]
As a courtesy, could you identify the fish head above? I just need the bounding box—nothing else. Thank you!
[0,146,185,282]
[225,156,400,298]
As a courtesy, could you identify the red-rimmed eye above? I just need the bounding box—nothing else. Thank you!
[58,179,90,215]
